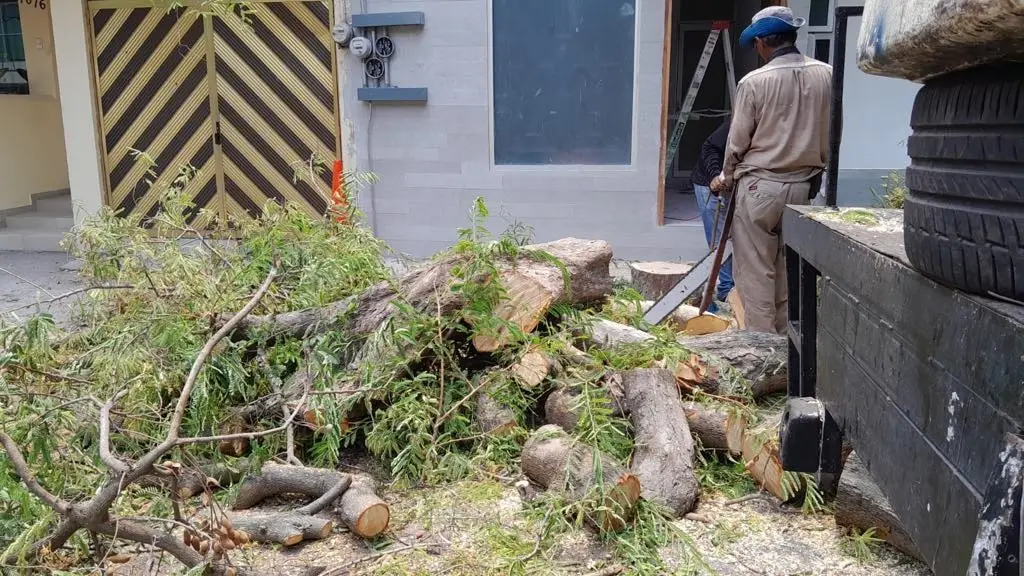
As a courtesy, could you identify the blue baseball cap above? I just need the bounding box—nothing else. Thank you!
[739,6,806,47]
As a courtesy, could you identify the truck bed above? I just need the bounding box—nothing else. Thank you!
[783,206,1024,575]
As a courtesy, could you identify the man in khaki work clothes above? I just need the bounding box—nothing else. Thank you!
[710,6,832,334]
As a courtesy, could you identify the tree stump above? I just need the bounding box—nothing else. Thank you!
[629,261,693,300]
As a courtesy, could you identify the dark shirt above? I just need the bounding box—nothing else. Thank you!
[691,118,731,187]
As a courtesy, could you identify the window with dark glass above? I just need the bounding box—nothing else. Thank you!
[813,38,831,64]
[808,0,830,27]
[492,0,636,165]
[0,0,28,95]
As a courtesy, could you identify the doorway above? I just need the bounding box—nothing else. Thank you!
[657,0,772,225]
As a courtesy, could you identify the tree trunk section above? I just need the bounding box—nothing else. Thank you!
[338,475,390,539]
[232,464,388,539]
[619,369,699,517]
[682,402,745,455]
[512,348,558,388]
[228,513,333,547]
[522,425,640,532]
[629,261,693,300]
[227,238,612,345]
[835,453,923,561]
[476,392,517,435]
[586,320,787,399]
[472,239,614,351]
[676,331,788,399]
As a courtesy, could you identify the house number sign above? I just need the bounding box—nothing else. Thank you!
[21,0,47,9]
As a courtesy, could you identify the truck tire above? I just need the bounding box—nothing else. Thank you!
[904,63,1024,300]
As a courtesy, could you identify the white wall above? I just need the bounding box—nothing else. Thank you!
[51,0,105,223]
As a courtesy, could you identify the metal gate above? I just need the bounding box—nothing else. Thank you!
[87,1,339,224]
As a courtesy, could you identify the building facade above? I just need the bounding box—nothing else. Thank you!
[1,0,919,259]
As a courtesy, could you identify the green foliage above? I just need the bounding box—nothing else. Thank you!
[839,208,881,227]
[872,170,906,210]
[696,454,756,500]
[842,527,884,563]
[781,471,827,514]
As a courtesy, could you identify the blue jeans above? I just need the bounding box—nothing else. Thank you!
[693,184,734,303]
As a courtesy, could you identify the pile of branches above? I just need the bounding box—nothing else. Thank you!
[0,193,801,575]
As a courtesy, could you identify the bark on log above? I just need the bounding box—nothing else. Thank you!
[628,261,693,300]
[232,464,388,539]
[544,387,582,431]
[228,513,333,546]
[682,402,745,455]
[619,369,699,517]
[522,425,640,532]
[476,392,517,435]
[586,320,787,399]
[835,453,923,561]
[677,331,788,398]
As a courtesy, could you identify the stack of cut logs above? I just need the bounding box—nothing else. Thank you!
[204,238,918,559]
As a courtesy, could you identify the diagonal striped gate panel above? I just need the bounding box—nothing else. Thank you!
[213,1,335,221]
[89,7,217,224]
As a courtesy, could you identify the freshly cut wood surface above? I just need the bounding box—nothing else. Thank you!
[682,402,745,455]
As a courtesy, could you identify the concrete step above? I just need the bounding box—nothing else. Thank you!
[0,230,69,252]
[33,194,73,214]
[4,212,75,231]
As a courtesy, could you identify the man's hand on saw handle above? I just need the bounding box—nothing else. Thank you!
[710,173,729,195]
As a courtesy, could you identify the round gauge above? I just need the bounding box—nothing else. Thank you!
[365,57,385,79]
[374,36,395,58]
[349,36,372,59]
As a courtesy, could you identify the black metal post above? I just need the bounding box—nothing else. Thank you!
[825,6,864,208]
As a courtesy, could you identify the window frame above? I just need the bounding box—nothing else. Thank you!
[0,0,28,95]
[803,0,836,65]
[486,0,641,171]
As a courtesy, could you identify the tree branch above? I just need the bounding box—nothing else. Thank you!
[98,390,131,475]
[133,267,278,477]
[0,433,70,514]
[175,390,307,446]
[91,518,204,570]
[295,476,352,516]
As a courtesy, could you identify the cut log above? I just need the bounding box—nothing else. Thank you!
[586,319,787,400]
[741,412,787,501]
[476,392,517,435]
[512,348,558,388]
[522,425,640,532]
[586,319,655,348]
[228,513,333,547]
[676,331,788,399]
[835,453,923,561]
[473,239,614,351]
[338,475,391,540]
[544,387,581,431]
[628,261,693,300]
[682,402,745,455]
[225,238,612,346]
[619,369,699,516]
[232,464,388,539]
